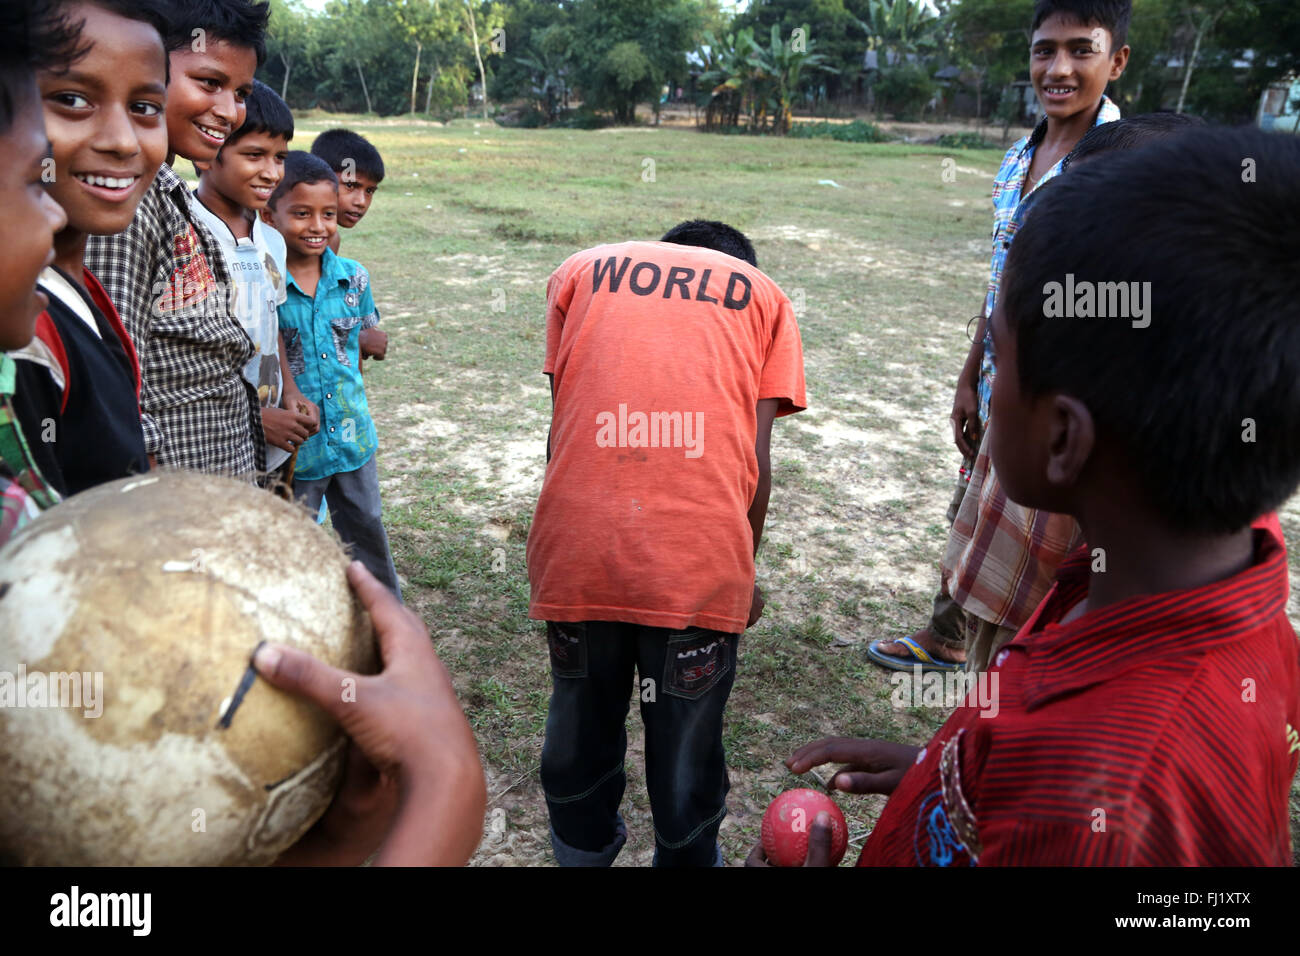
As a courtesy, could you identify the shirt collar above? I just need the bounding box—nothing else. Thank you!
[286,246,346,295]
[1020,94,1120,157]
[1013,528,1290,710]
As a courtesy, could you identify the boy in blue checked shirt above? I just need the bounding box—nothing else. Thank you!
[262,151,401,599]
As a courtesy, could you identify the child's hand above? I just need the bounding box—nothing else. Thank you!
[950,382,980,458]
[743,812,836,867]
[289,394,320,436]
[262,405,314,452]
[359,328,388,361]
[258,561,487,866]
[746,584,766,628]
[786,737,921,796]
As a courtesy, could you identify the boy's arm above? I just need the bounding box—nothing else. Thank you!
[952,304,987,459]
[748,398,780,557]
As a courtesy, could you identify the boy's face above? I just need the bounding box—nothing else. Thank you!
[166,40,257,163]
[337,170,380,228]
[0,95,67,350]
[265,180,337,259]
[208,131,289,211]
[988,295,1049,510]
[39,3,168,240]
[1030,14,1130,123]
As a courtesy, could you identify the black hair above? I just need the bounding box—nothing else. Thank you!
[268,150,337,210]
[1001,127,1300,535]
[161,0,269,66]
[310,128,386,183]
[1064,112,1205,170]
[222,79,292,151]
[1032,0,1132,50]
[660,219,757,267]
[0,0,84,135]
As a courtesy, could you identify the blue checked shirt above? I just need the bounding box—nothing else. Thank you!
[279,248,381,481]
[977,96,1120,425]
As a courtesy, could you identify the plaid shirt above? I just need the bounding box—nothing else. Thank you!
[84,164,265,476]
[864,529,1298,866]
[279,248,379,481]
[977,96,1120,425]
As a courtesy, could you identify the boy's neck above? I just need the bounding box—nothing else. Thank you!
[52,229,89,292]
[196,178,254,240]
[287,250,324,284]
[1076,507,1255,615]
[1041,100,1104,151]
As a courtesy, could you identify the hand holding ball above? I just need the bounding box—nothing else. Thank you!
[760,788,848,866]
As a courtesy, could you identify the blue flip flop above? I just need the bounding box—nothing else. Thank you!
[865,636,963,674]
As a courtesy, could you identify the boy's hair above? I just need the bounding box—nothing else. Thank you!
[0,0,84,134]
[1031,0,1132,50]
[1064,112,1205,170]
[223,79,292,151]
[268,150,337,211]
[160,0,269,66]
[1001,127,1300,534]
[660,220,757,267]
[310,128,386,183]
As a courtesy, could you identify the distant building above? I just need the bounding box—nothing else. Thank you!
[1258,74,1300,134]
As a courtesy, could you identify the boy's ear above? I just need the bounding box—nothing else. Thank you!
[1109,43,1131,81]
[258,206,274,225]
[193,158,212,174]
[1045,395,1095,489]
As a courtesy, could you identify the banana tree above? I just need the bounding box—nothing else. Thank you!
[744,23,837,135]
[695,28,753,130]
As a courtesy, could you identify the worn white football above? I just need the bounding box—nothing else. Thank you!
[0,471,376,865]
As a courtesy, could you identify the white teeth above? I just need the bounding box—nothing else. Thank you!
[75,174,136,189]
[197,123,227,141]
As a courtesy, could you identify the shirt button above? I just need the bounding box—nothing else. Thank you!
[329,427,335,433]
[915,747,927,765]
[326,393,332,399]
[995,649,1010,667]
[321,353,327,359]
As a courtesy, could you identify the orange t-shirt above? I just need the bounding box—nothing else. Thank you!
[526,240,807,633]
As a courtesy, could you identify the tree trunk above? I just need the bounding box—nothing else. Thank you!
[1175,20,1206,114]
[356,60,372,113]
[465,2,489,120]
[426,71,435,115]
[280,51,292,103]
[410,41,422,115]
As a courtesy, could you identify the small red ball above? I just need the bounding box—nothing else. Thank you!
[760,788,848,866]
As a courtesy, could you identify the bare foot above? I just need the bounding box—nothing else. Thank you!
[874,627,966,665]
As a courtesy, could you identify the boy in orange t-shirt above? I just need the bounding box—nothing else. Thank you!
[526,220,807,866]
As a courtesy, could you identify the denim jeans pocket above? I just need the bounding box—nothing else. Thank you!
[663,629,732,701]
[547,621,588,678]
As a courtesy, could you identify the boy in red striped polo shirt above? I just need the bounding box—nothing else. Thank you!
[750,127,1300,867]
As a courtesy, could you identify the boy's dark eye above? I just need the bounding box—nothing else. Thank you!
[132,101,163,118]
[51,91,90,110]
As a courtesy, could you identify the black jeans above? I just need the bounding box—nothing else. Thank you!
[540,620,740,867]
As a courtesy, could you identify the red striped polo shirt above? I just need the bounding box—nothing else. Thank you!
[858,525,1299,866]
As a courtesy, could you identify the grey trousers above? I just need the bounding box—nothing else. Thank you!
[293,453,403,601]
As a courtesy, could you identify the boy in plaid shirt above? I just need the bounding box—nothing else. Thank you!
[84,0,270,477]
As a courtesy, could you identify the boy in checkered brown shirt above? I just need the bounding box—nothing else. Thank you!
[84,0,270,478]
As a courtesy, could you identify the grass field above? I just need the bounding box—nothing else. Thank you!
[290,115,1300,865]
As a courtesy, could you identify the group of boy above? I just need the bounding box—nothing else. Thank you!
[2,0,1299,870]
[0,0,401,600]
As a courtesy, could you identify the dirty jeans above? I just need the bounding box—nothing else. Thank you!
[540,620,739,867]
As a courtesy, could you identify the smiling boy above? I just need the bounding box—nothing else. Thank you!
[7,0,172,499]
[871,0,1130,673]
[192,79,318,484]
[83,0,272,479]
[310,129,387,361]
[263,152,402,599]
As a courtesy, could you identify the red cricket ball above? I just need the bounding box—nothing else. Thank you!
[760,788,848,867]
